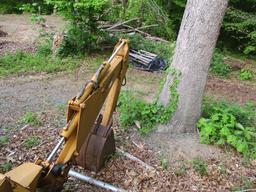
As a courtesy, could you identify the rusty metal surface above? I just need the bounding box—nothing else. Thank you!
[76,115,116,172]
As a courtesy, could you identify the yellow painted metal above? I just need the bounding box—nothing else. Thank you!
[0,163,42,192]
[0,39,129,192]
[0,174,13,192]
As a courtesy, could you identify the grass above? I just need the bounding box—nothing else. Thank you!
[159,155,169,170]
[1,162,12,172]
[0,136,9,146]
[191,157,208,176]
[0,51,82,77]
[174,164,189,176]
[231,177,253,191]
[20,111,42,126]
[24,136,41,148]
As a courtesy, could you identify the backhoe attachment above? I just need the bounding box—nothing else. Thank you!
[0,39,129,192]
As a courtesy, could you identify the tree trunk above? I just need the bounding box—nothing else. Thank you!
[158,0,229,133]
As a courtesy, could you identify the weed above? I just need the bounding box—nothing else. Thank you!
[210,49,231,77]
[118,67,180,135]
[199,97,256,158]
[1,162,12,172]
[57,103,66,112]
[231,177,253,191]
[30,14,46,25]
[174,165,188,176]
[239,69,253,81]
[21,112,42,126]
[24,136,41,148]
[217,163,227,175]
[36,41,52,57]
[191,157,208,176]
[0,136,9,146]
[159,156,169,170]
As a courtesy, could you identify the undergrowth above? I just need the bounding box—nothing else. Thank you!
[0,47,81,76]
[239,69,253,81]
[118,67,180,135]
[20,111,42,126]
[210,49,231,77]
[118,33,175,60]
[198,97,256,158]
[191,157,208,176]
[24,136,41,148]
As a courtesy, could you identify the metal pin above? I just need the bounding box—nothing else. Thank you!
[46,137,65,162]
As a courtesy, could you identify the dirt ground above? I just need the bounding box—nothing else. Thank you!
[0,15,256,191]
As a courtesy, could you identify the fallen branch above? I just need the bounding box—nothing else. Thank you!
[106,18,139,30]
[116,148,155,171]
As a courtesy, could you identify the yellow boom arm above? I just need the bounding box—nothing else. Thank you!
[0,39,129,192]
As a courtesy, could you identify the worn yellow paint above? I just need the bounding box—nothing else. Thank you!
[0,39,129,191]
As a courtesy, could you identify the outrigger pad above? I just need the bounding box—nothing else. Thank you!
[76,115,116,172]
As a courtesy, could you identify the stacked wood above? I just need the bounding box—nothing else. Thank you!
[129,49,167,71]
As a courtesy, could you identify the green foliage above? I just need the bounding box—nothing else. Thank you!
[0,0,23,14]
[0,49,81,76]
[24,136,41,148]
[57,25,110,56]
[191,157,208,176]
[0,0,53,14]
[202,97,256,128]
[174,165,188,176]
[159,156,169,170]
[46,0,109,55]
[231,177,253,191]
[199,98,256,158]
[221,6,256,56]
[118,67,180,135]
[1,162,12,172]
[120,33,175,61]
[123,0,176,40]
[30,14,46,25]
[239,69,253,81]
[21,112,42,126]
[210,50,231,77]
[0,136,9,146]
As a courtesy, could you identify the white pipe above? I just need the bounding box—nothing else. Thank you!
[116,148,155,171]
[68,170,127,192]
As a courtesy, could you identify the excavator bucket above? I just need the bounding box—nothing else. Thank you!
[76,115,116,172]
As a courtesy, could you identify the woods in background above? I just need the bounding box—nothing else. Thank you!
[0,0,255,56]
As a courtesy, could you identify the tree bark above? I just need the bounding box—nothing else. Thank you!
[158,0,229,133]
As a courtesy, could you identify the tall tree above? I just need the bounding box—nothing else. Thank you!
[158,0,229,133]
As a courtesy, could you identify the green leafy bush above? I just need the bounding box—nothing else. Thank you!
[221,6,256,56]
[118,68,180,135]
[239,69,253,81]
[0,0,53,14]
[210,50,231,77]
[124,0,176,40]
[198,98,256,158]
[46,0,109,55]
